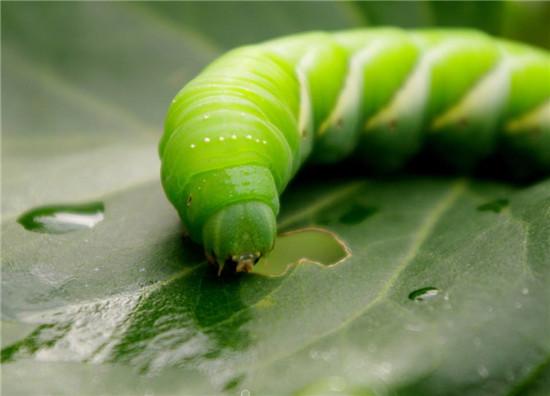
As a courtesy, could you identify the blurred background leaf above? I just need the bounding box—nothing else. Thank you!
[2,2,550,396]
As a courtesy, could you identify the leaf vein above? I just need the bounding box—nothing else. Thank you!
[253,179,468,371]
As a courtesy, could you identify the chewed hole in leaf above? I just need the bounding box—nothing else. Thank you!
[477,198,509,213]
[17,202,105,234]
[252,228,350,277]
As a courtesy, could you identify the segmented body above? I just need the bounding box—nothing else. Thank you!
[160,28,550,272]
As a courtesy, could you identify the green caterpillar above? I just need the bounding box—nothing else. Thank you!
[160,28,550,273]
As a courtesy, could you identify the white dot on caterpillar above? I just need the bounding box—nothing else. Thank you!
[190,144,196,149]
[204,137,210,143]
[203,114,210,120]
[246,134,252,139]
[231,134,237,140]
[219,136,225,141]
[262,140,267,144]
[255,138,260,143]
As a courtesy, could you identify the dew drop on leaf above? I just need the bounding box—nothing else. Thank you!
[408,287,440,302]
[17,202,105,234]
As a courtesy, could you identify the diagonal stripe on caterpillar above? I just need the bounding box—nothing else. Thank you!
[159,28,550,273]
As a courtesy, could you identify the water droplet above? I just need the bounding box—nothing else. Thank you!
[190,144,196,149]
[522,287,529,295]
[255,138,260,143]
[408,287,440,302]
[231,134,237,140]
[246,134,252,140]
[262,140,267,144]
[339,204,378,225]
[203,137,210,143]
[17,202,104,234]
[203,114,210,120]
[240,390,251,396]
[219,136,225,141]
[515,302,523,309]
[477,198,509,213]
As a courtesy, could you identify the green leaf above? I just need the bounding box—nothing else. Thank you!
[2,2,549,396]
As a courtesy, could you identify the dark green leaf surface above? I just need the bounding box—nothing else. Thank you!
[2,2,549,396]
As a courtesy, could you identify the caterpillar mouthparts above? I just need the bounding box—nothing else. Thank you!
[235,253,261,273]
[210,253,261,276]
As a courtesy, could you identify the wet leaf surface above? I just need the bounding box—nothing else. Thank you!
[2,2,550,395]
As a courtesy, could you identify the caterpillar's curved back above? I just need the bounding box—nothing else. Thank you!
[160,28,550,273]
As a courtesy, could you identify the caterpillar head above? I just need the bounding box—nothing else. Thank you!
[202,201,277,275]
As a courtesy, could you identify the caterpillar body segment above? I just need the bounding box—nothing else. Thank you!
[160,28,550,273]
